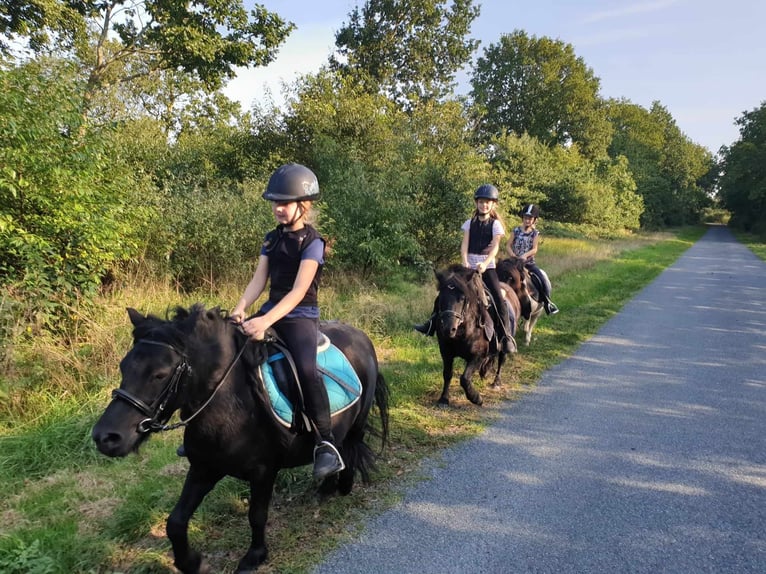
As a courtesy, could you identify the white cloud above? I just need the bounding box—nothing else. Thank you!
[580,0,683,24]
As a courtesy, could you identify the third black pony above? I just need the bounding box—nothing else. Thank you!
[434,264,520,406]
[92,304,389,574]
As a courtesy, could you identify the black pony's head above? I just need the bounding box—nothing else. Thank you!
[92,304,249,457]
[435,265,482,338]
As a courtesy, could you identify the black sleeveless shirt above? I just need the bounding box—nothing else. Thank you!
[467,217,495,255]
[262,224,324,308]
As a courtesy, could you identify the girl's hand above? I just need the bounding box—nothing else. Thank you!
[241,316,268,341]
[230,310,245,324]
[476,261,486,274]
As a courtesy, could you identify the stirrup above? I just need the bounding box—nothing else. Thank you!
[313,440,346,479]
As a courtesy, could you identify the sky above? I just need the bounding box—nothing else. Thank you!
[223,0,766,155]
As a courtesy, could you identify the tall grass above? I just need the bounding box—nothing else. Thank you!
[0,227,705,573]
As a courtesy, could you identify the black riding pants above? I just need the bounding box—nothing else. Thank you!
[271,316,333,442]
[482,268,511,337]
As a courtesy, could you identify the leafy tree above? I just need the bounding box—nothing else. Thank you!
[282,71,420,275]
[0,59,153,326]
[332,0,480,108]
[486,132,642,231]
[0,0,294,117]
[470,30,612,159]
[717,102,766,232]
[607,99,713,228]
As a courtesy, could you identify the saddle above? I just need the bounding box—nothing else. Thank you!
[258,331,362,432]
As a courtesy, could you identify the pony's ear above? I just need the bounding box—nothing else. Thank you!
[127,307,145,326]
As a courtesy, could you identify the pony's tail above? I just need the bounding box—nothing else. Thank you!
[344,372,390,484]
[373,372,390,450]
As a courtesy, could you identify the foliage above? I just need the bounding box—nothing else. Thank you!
[606,99,714,228]
[1,0,295,93]
[717,101,766,233]
[0,538,55,574]
[485,132,642,231]
[332,0,480,108]
[283,72,421,275]
[144,124,275,291]
[470,30,612,159]
[0,59,152,328]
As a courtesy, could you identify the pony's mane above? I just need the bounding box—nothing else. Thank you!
[437,264,482,299]
[131,304,234,353]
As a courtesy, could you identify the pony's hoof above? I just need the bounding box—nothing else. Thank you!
[437,397,450,407]
[467,393,483,406]
[236,547,268,574]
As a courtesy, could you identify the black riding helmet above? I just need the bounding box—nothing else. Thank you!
[520,204,540,218]
[474,184,499,201]
[262,163,320,202]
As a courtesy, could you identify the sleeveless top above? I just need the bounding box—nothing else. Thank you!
[260,224,324,315]
[461,217,505,270]
[511,226,539,264]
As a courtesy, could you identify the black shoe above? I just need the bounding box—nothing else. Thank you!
[502,337,517,354]
[313,441,345,480]
[547,302,559,315]
[176,445,186,457]
[413,319,435,336]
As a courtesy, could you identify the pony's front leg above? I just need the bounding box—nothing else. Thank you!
[438,351,455,405]
[167,466,222,574]
[460,358,484,405]
[490,352,506,389]
[525,314,538,346]
[236,469,278,574]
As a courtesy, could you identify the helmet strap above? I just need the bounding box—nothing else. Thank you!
[286,203,304,228]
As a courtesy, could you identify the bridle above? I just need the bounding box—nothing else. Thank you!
[438,284,469,329]
[111,338,247,434]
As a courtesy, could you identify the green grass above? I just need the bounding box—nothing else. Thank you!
[0,226,706,573]
[733,229,766,261]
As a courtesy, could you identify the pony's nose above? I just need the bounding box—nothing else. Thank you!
[92,428,125,457]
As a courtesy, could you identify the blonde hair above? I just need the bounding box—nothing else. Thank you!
[298,200,318,226]
[472,200,506,230]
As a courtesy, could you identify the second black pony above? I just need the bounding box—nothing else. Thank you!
[92,304,389,574]
[434,264,520,406]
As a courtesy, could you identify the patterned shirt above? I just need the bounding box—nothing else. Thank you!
[511,226,539,264]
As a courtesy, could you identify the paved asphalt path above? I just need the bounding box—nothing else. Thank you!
[313,226,766,574]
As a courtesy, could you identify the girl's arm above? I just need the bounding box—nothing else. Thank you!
[231,256,270,321]
[478,232,502,273]
[519,233,540,261]
[241,258,319,340]
[460,228,471,268]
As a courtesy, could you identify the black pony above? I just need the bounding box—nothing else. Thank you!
[92,304,389,574]
[434,264,520,406]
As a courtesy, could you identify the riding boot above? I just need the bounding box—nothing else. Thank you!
[497,304,516,354]
[313,436,345,480]
[414,297,439,336]
[303,378,345,480]
[413,313,436,336]
[543,298,559,315]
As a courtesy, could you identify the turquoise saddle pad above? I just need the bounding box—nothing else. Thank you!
[260,340,362,428]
